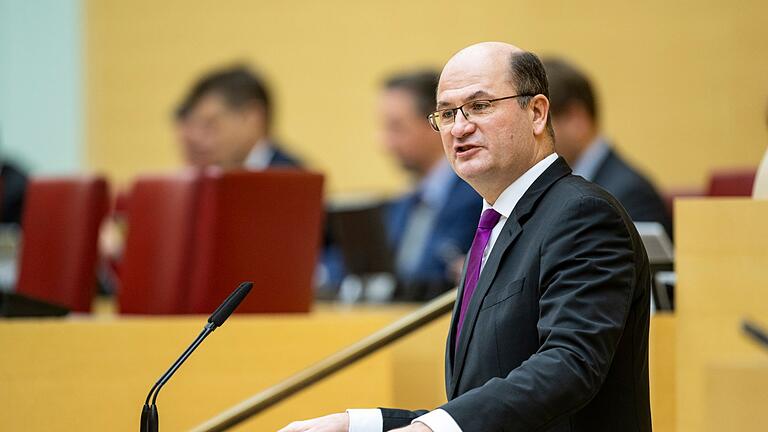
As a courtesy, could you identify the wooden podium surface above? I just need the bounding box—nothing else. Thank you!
[0,306,448,431]
[676,198,768,432]
[650,314,675,432]
[0,303,678,431]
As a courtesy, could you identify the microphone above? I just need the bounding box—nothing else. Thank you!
[209,281,253,327]
[743,319,768,351]
[140,281,253,432]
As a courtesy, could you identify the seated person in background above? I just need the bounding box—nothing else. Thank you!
[100,66,302,293]
[0,158,28,225]
[174,65,301,170]
[380,71,481,300]
[543,58,672,238]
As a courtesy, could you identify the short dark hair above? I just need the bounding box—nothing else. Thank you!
[541,57,598,122]
[384,70,440,118]
[508,51,555,139]
[175,65,271,126]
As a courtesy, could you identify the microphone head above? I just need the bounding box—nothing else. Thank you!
[208,282,253,328]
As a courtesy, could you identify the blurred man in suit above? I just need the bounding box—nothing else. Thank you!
[174,65,301,170]
[543,57,672,238]
[0,158,27,225]
[380,71,481,300]
[98,66,302,293]
[281,42,651,432]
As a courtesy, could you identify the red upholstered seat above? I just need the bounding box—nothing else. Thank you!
[187,169,324,314]
[16,176,109,312]
[707,168,757,196]
[118,172,201,314]
[117,169,323,315]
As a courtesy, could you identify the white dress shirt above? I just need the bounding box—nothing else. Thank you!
[571,136,610,182]
[754,146,768,199]
[348,153,560,432]
[243,139,275,171]
[395,160,456,278]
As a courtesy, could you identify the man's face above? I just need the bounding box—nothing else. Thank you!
[178,93,264,169]
[550,103,593,165]
[549,112,576,163]
[436,50,539,192]
[378,88,441,175]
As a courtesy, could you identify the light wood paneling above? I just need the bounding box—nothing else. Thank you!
[675,198,768,432]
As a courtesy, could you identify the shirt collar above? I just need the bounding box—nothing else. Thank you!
[482,153,560,218]
[243,138,275,171]
[572,137,610,181]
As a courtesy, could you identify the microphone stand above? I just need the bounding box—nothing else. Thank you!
[139,281,252,432]
[141,323,216,432]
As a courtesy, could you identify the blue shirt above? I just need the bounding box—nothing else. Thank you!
[572,137,610,181]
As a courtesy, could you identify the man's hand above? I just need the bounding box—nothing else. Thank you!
[277,412,349,432]
[391,422,433,432]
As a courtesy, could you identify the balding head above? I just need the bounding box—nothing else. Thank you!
[439,43,519,100]
[444,42,519,66]
[441,42,522,82]
[440,43,552,115]
[433,42,555,203]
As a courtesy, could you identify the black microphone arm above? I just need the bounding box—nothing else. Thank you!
[743,319,768,351]
[140,281,253,432]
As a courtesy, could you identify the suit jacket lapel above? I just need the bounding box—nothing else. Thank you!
[445,252,470,395]
[448,218,522,397]
[446,156,572,399]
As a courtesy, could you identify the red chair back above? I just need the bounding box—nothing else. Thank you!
[118,172,200,314]
[187,170,324,314]
[707,168,757,196]
[16,176,109,312]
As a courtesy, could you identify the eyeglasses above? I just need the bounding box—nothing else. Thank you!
[427,94,534,132]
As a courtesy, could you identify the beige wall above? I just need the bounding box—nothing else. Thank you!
[86,0,768,194]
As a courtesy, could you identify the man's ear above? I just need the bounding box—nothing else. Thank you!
[530,94,550,137]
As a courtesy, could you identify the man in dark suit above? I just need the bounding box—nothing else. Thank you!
[174,65,302,171]
[543,57,672,238]
[281,42,651,432]
[0,159,27,225]
[380,71,481,300]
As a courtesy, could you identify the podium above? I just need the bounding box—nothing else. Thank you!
[675,198,768,432]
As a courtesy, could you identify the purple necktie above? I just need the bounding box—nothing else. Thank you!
[456,208,502,348]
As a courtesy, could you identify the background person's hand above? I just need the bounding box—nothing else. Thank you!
[277,412,350,432]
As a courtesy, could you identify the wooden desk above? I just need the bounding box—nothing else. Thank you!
[0,309,406,431]
[1,305,678,431]
[704,358,768,432]
[675,198,768,432]
[650,313,676,432]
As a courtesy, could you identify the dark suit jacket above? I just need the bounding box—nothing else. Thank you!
[385,175,481,300]
[0,161,28,225]
[268,145,303,168]
[592,148,672,239]
[381,157,652,432]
